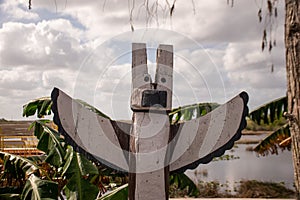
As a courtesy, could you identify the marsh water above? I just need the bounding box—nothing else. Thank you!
[185,133,295,192]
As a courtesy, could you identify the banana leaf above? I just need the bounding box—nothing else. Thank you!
[0,193,20,200]
[169,173,199,197]
[169,102,219,124]
[21,174,58,200]
[254,123,290,156]
[97,184,128,200]
[249,96,291,155]
[0,151,39,179]
[30,121,65,167]
[23,97,110,119]
[62,145,99,200]
[249,96,287,125]
[23,97,52,118]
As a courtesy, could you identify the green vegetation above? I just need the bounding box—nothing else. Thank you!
[2,97,214,199]
[169,102,219,124]
[0,97,126,200]
[246,117,287,131]
[237,180,295,198]
[246,96,287,132]
[248,96,292,156]
[0,95,294,199]
[170,180,295,198]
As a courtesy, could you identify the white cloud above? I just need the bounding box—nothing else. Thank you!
[223,42,267,71]
[0,68,41,91]
[0,0,39,21]
[223,40,286,88]
[0,0,287,120]
[0,20,87,68]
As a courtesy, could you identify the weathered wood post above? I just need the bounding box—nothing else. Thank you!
[129,43,173,199]
[51,43,248,200]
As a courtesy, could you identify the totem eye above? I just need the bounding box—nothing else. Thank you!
[160,77,166,83]
[144,76,150,82]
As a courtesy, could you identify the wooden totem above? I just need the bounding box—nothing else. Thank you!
[51,43,248,200]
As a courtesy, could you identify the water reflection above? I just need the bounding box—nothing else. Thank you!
[185,134,295,191]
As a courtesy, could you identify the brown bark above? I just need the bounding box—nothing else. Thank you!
[285,0,300,199]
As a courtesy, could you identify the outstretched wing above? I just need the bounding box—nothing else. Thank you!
[169,92,248,173]
[51,88,130,172]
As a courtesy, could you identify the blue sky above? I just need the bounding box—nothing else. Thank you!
[0,0,286,120]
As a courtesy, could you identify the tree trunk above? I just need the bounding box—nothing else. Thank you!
[285,0,300,199]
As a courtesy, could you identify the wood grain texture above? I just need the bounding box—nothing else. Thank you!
[129,43,173,200]
[169,92,248,173]
[131,43,151,111]
[155,44,173,110]
[285,0,300,196]
[51,88,130,172]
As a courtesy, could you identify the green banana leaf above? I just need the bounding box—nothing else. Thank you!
[21,174,58,200]
[0,193,20,200]
[23,97,52,118]
[254,123,290,156]
[23,97,110,120]
[62,145,99,177]
[97,184,128,200]
[62,145,99,200]
[169,173,199,197]
[0,187,21,195]
[30,121,65,167]
[169,102,219,124]
[29,122,100,200]
[0,151,39,179]
[249,96,291,155]
[0,152,50,199]
[249,96,287,125]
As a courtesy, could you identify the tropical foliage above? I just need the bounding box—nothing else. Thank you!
[0,121,100,199]
[0,97,124,199]
[97,183,128,200]
[169,102,219,124]
[4,94,292,199]
[2,96,220,199]
[253,124,290,155]
[169,172,199,197]
[249,96,287,125]
[0,151,57,200]
[249,96,291,156]
[22,97,52,118]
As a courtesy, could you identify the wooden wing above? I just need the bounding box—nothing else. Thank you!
[51,88,130,172]
[169,92,248,173]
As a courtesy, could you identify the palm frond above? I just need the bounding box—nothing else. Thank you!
[23,97,52,118]
[249,96,287,125]
[254,123,290,156]
[169,103,219,124]
[23,97,111,120]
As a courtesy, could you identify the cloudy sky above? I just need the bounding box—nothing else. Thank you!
[0,0,286,120]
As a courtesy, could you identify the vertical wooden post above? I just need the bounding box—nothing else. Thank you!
[155,44,173,110]
[129,43,173,200]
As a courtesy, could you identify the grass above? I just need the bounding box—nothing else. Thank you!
[237,180,295,198]
[169,180,296,198]
[245,117,287,131]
